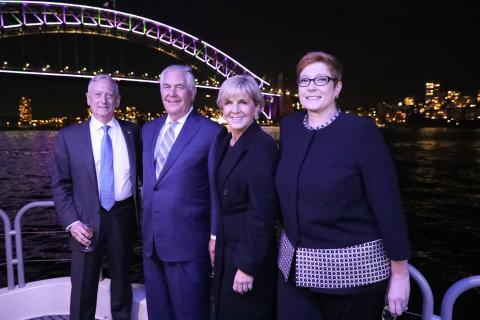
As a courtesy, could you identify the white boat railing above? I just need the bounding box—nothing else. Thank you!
[1,201,479,320]
[0,207,14,289]
[440,276,480,320]
[408,264,438,319]
[14,200,55,288]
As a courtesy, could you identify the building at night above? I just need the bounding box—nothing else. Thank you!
[18,96,32,126]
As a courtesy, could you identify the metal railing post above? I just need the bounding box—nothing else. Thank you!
[14,201,54,287]
[0,208,15,289]
[440,275,480,320]
[408,264,440,319]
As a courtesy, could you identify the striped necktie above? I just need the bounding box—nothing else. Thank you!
[154,120,178,178]
[100,125,115,211]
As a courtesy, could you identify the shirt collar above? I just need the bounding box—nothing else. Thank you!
[165,106,193,125]
[90,116,118,132]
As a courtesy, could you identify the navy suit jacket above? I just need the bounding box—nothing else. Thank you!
[142,109,223,261]
[52,118,142,251]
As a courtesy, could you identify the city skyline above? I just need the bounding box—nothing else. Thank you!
[5,80,480,129]
[1,0,479,117]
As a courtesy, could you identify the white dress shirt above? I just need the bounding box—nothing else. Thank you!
[67,116,133,230]
[90,116,132,201]
[156,106,193,145]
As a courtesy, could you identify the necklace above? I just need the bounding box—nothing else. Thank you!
[303,108,341,130]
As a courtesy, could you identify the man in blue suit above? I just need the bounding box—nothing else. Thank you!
[52,75,141,320]
[142,65,223,320]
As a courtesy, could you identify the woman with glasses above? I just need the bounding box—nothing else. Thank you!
[275,51,411,320]
[212,75,278,320]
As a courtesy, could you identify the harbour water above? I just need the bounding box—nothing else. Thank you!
[0,128,479,319]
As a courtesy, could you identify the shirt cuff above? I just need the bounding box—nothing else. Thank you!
[210,234,217,240]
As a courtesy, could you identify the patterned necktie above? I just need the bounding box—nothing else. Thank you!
[100,125,115,211]
[154,120,178,178]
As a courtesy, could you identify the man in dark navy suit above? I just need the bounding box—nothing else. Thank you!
[142,65,222,320]
[52,75,141,320]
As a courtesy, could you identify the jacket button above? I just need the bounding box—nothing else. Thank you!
[223,189,228,196]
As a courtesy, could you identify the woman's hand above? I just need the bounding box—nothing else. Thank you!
[232,269,254,294]
[387,260,410,316]
[208,238,216,266]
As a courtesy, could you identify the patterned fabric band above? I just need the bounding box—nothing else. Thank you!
[278,231,391,289]
[278,231,295,281]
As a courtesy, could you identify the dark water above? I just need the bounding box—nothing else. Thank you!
[0,128,479,319]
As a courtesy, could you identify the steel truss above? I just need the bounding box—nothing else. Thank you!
[0,0,270,87]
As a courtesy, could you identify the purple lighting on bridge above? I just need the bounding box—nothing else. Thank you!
[0,0,270,87]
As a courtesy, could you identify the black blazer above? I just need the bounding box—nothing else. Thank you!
[213,122,278,318]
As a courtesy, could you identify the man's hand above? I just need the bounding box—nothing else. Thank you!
[69,221,93,247]
[232,269,253,294]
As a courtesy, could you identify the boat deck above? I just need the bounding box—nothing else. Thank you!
[0,277,147,320]
[29,316,70,320]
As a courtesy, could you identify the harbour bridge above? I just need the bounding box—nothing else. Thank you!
[0,0,283,121]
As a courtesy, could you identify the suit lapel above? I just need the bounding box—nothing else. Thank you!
[217,122,260,188]
[118,120,136,191]
[214,132,230,174]
[155,110,200,185]
[81,120,98,191]
[151,115,167,180]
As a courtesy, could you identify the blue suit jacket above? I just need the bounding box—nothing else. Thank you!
[52,118,142,251]
[142,109,223,261]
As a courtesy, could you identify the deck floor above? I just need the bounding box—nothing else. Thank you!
[28,316,69,320]
[28,317,101,320]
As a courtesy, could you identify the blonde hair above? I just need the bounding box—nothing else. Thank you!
[217,75,264,110]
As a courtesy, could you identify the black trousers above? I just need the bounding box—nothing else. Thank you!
[277,273,387,320]
[70,199,136,320]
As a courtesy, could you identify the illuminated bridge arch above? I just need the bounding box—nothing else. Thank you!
[0,0,270,87]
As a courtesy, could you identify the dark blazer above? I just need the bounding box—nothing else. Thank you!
[141,109,223,261]
[213,122,278,320]
[52,118,142,251]
[276,111,410,261]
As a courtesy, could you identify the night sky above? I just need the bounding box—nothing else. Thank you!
[0,0,478,118]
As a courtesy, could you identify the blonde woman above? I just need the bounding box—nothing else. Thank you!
[212,75,278,320]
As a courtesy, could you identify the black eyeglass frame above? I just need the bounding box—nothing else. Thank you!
[297,76,338,87]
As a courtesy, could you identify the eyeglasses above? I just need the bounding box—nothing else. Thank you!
[298,76,337,87]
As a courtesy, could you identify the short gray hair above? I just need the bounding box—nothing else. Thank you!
[217,75,265,110]
[159,64,196,97]
[87,74,119,95]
